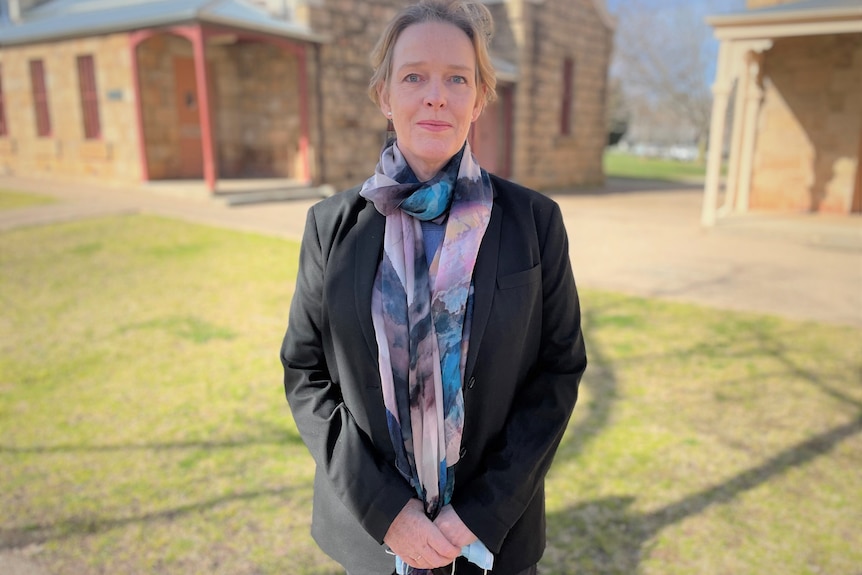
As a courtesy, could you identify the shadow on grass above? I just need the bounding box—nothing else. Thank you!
[553,304,620,464]
[0,433,305,455]
[0,413,306,454]
[0,484,303,550]
[545,416,862,574]
[0,424,309,550]
[546,299,862,573]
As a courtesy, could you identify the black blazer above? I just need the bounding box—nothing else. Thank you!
[281,175,587,575]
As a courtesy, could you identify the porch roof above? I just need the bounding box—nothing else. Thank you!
[0,0,327,47]
[707,0,862,40]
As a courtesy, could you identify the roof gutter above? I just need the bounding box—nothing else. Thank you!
[0,0,328,48]
[0,19,326,47]
[199,14,328,43]
[707,5,862,41]
[707,5,862,28]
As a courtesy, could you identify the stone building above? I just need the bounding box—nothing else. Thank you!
[701,0,862,225]
[0,0,614,195]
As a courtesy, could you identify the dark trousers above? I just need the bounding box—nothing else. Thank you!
[431,566,537,575]
[348,565,537,575]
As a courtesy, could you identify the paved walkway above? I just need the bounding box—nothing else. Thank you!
[2,174,861,328]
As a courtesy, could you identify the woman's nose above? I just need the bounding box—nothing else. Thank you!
[423,81,446,108]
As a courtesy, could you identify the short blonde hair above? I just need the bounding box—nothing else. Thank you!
[368,0,497,107]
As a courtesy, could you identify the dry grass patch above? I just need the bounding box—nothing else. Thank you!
[0,189,56,210]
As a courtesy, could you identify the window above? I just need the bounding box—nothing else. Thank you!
[77,55,101,139]
[0,64,7,136]
[29,59,51,137]
[560,57,575,136]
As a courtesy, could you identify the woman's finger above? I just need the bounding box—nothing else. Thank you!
[425,527,461,562]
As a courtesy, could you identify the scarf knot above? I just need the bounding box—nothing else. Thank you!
[361,145,466,222]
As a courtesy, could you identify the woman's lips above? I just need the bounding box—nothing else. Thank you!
[417,120,452,132]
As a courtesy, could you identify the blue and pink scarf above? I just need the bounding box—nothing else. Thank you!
[360,141,492,521]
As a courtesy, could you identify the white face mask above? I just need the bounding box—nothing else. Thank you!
[460,540,494,570]
[393,541,494,574]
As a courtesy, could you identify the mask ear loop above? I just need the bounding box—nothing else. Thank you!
[450,560,489,574]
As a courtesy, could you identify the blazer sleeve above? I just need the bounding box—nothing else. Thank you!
[280,204,415,543]
[451,201,587,552]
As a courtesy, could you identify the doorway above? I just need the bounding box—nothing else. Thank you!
[173,57,203,178]
[853,118,862,213]
[470,85,513,178]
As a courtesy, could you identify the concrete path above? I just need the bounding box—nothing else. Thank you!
[553,182,862,327]
[2,174,860,327]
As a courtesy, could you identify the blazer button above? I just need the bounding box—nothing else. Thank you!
[467,377,476,389]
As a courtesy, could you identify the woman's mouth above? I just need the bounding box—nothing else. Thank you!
[417,120,452,132]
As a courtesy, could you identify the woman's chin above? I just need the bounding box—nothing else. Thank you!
[402,143,463,178]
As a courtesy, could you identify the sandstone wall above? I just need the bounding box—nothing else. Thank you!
[308,0,612,192]
[509,0,612,190]
[750,33,862,213]
[0,33,141,184]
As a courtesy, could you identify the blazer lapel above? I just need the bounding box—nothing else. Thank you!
[465,202,501,381]
[354,202,385,363]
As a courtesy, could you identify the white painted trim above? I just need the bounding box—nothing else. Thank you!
[713,19,862,40]
[708,5,862,28]
[702,41,734,227]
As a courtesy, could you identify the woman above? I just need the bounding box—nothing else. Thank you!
[281,1,587,574]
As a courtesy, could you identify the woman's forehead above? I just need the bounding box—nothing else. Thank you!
[392,21,476,68]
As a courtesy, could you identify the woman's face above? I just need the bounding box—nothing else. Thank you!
[379,21,484,181]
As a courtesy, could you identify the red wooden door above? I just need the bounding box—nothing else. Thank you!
[469,85,512,178]
[471,98,501,174]
[173,57,203,178]
[853,115,862,213]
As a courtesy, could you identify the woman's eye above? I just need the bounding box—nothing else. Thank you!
[405,74,421,83]
[451,75,468,85]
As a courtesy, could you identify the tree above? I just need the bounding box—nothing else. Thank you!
[606,77,631,146]
[608,0,745,157]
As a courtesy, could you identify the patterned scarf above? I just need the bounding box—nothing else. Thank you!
[360,141,492,522]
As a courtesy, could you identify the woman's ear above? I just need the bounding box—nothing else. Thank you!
[378,83,391,118]
[471,87,486,123]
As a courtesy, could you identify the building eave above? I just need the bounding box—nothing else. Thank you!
[707,2,862,41]
[492,54,518,83]
[0,0,325,47]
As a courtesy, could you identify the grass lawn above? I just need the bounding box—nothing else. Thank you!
[2,215,860,575]
[0,189,57,210]
[604,150,708,184]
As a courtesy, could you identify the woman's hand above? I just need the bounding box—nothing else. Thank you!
[384,499,461,569]
[434,505,478,548]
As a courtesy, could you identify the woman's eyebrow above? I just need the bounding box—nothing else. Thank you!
[396,61,475,73]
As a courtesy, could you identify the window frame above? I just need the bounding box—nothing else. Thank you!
[29,59,52,137]
[560,57,575,137]
[77,54,101,140]
[0,63,8,137]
